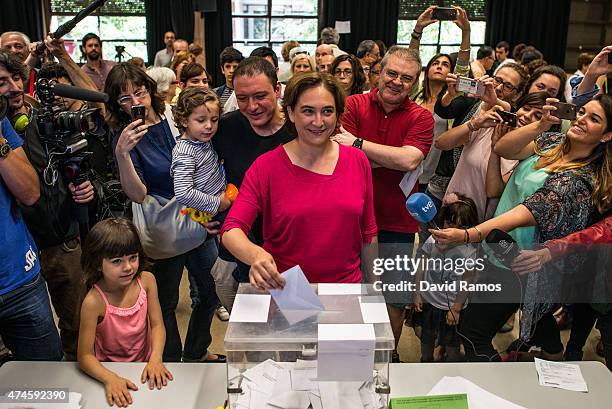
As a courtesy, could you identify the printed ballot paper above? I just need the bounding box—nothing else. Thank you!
[317,324,375,382]
[428,376,527,409]
[534,358,588,392]
[389,394,468,409]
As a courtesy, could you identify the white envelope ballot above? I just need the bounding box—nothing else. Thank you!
[269,266,324,311]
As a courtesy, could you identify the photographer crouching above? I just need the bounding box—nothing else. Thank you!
[0,35,105,361]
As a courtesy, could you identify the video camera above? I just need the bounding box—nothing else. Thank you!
[34,78,107,167]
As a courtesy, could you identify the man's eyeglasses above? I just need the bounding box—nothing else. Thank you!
[493,76,518,93]
[334,69,353,78]
[384,69,413,85]
[117,88,149,106]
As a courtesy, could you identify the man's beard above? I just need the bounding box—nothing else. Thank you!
[6,90,24,112]
[88,51,101,61]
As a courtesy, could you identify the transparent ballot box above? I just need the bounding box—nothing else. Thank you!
[225,283,394,409]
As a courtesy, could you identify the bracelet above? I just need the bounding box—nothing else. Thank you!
[413,28,423,35]
[473,226,483,242]
[459,47,471,52]
[464,229,470,243]
[411,33,421,41]
[466,120,474,133]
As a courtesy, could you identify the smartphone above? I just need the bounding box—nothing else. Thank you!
[608,52,612,65]
[131,104,145,122]
[456,76,485,97]
[432,7,457,21]
[552,102,577,120]
[498,110,517,127]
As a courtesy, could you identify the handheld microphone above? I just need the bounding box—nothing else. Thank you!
[51,83,109,103]
[406,192,440,229]
[485,228,520,267]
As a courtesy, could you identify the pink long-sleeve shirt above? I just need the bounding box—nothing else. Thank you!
[221,144,377,283]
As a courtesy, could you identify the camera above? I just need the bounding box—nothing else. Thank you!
[456,76,485,97]
[432,7,457,21]
[115,45,126,54]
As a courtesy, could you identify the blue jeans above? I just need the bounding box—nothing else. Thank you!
[152,239,218,362]
[0,273,63,361]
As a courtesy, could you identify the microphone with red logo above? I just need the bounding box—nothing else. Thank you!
[406,192,440,230]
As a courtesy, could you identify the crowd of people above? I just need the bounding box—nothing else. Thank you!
[0,5,611,406]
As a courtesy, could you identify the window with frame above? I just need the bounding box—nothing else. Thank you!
[48,0,147,64]
[397,0,487,67]
[231,0,319,60]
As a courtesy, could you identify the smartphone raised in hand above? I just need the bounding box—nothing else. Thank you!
[497,110,517,127]
[551,102,577,120]
[456,76,485,97]
[131,104,145,122]
[432,7,457,21]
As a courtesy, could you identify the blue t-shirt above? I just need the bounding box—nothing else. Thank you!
[0,118,40,295]
[112,119,176,199]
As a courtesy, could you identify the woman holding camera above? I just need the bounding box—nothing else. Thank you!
[430,94,612,361]
[105,63,223,363]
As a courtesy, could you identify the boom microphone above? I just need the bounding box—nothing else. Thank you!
[36,0,107,54]
[51,83,109,103]
[485,228,520,267]
[406,192,440,229]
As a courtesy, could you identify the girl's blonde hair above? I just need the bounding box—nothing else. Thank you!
[80,218,148,290]
[534,94,612,213]
[172,87,221,133]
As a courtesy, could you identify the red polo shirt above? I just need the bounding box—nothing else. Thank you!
[342,89,434,233]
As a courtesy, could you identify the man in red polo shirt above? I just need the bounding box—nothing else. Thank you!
[334,46,433,361]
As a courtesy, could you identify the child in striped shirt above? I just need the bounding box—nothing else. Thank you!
[170,87,230,226]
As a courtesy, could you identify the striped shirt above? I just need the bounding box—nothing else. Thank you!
[170,138,226,214]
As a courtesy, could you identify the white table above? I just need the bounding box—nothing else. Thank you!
[389,361,612,408]
[0,362,227,409]
[1,361,610,408]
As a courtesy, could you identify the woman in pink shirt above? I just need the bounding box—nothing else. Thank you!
[221,72,377,289]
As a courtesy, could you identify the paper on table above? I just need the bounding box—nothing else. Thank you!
[318,283,363,295]
[399,163,423,197]
[229,294,271,322]
[389,394,468,409]
[428,376,527,409]
[359,296,390,323]
[317,324,375,382]
[534,358,588,392]
[269,266,324,311]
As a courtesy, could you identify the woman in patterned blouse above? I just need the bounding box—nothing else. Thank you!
[429,94,612,361]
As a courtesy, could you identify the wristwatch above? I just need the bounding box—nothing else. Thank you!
[352,138,364,150]
[0,137,11,159]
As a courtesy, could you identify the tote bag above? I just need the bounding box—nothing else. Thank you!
[132,195,206,260]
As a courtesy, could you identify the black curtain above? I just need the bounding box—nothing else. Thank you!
[485,0,571,67]
[145,0,194,64]
[319,0,399,55]
[204,0,232,87]
[0,0,44,44]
